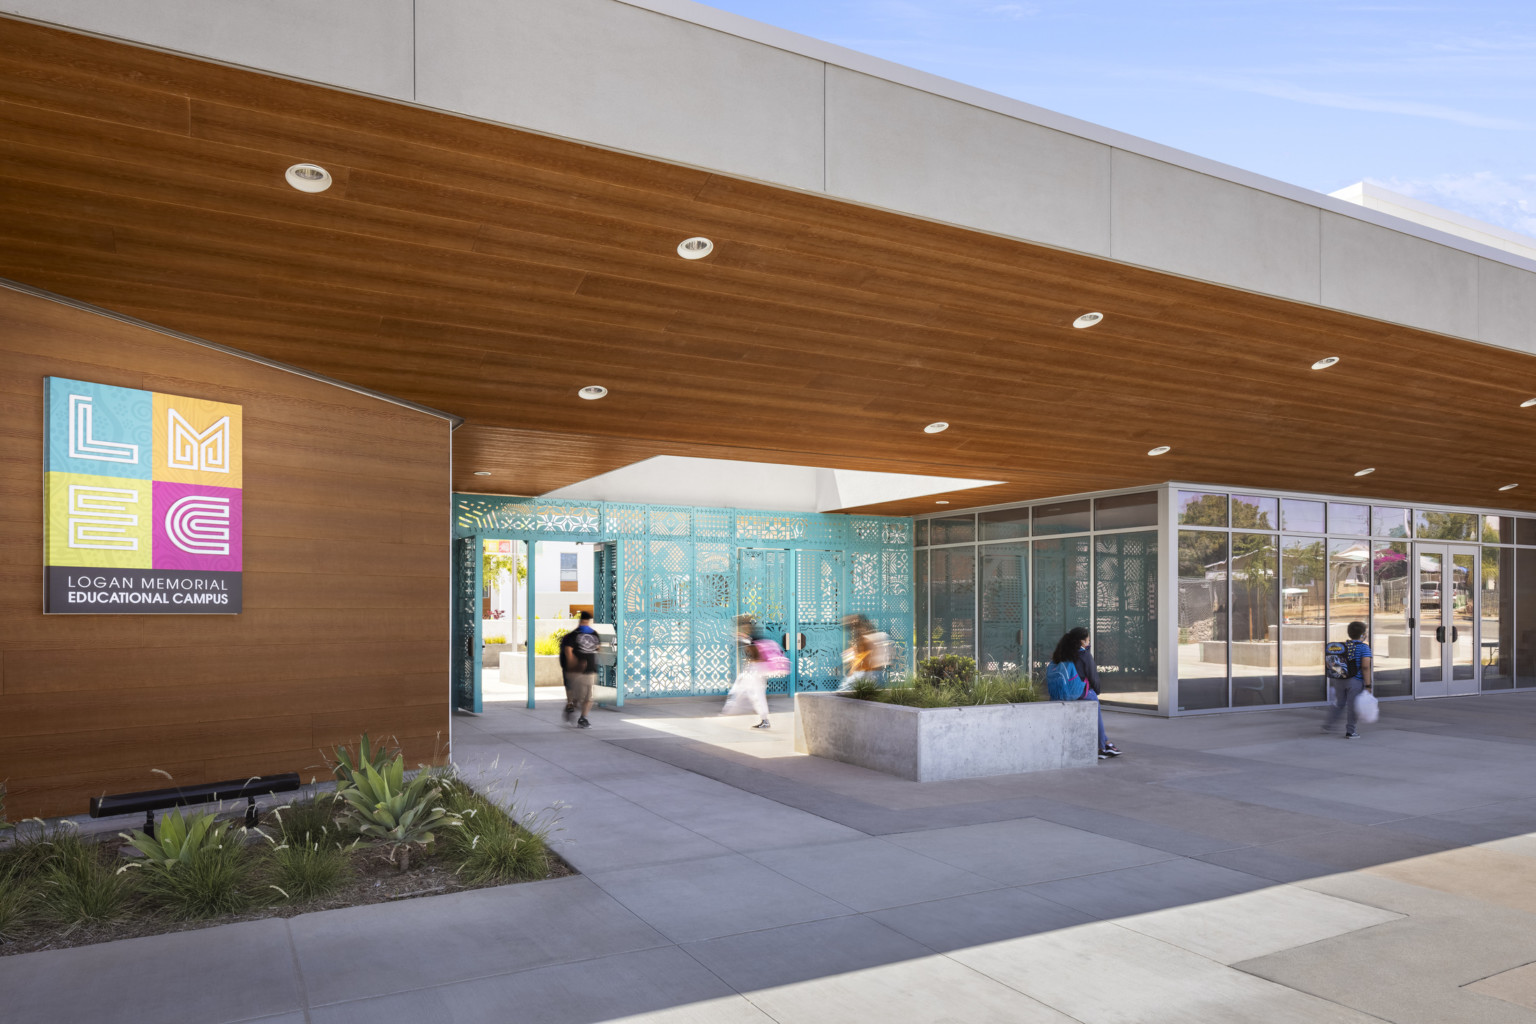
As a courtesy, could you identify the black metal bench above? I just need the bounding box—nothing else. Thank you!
[89,773,301,837]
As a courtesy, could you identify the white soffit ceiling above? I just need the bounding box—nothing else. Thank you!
[541,456,1002,512]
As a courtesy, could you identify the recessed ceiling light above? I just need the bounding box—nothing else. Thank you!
[935,500,950,505]
[284,162,332,193]
[1522,398,1536,408]
[1072,312,1104,329]
[1312,356,1340,370]
[473,471,492,476]
[578,385,608,400]
[1147,445,1171,456]
[1354,468,1375,477]
[677,237,714,260]
[924,422,949,434]
[1500,483,1520,491]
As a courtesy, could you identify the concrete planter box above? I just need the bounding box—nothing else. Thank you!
[793,692,1098,781]
[499,653,564,687]
[482,642,517,669]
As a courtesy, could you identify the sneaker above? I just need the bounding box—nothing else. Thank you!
[1101,744,1122,757]
[753,719,772,729]
[1344,730,1359,739]
[563,705,576,724]
[577,717,590,729]
[1097,750,1109,760]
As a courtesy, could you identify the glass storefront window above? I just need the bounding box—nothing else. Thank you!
[1329,503,1370,536]
[979,542,1029,673]
[1033,500,1091,536]
[930,514,976,545]
[1328,537,1371,650]
[1031,536,1091,672]
[1416,511,1478,541]
[915,549,929,658]
[1094,531,1158,708]
[1519,549,1536,688]
[1373,506,1411,538]
[915,520,929,547]
[1281,537,1327,703]
[1484,516,1513,544]
[1095,491,1157,531]
[929,547,975,657]
[1483,546,1515,690]
[1281,499,1325,534]
[1232,496,1278,530]
[1178,491,1228,527]
[979,507,1030,541]
[1229,532,1278,705]
[1177,531,1228,710]
[1370,542,1412,698]
[1518,519,1536,547]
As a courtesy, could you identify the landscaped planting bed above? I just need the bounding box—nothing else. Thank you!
[0,737,570,956]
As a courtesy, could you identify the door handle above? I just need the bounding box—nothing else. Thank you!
[1452,626,1459,643]
[1436,626,1446,644]
[1408,616,1415,629]
[797,632,806,650]
[1015,629,1024,645]
[781,634,790,652]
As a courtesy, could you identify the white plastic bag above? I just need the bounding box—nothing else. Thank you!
[1355,690,1380,725]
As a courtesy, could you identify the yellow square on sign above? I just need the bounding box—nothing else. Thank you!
[152,392,243,487]
[45,471,153,569]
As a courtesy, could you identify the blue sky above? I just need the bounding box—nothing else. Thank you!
[697,0,1536,237]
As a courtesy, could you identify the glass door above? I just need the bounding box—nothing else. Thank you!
[980,543,1029,673]
[738,548,791,695]
[793,549,845,691]
[1414,543,1479,697]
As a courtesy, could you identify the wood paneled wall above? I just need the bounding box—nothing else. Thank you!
[0,286,451,819]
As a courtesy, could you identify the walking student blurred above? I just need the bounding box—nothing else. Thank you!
[559,610,601,729]
[722,614,787,729]
[839,614,891,691]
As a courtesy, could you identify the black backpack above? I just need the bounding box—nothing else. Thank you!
[1323,640,1359,681]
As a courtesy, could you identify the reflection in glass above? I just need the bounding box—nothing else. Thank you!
[1519,549,1536,687]
[979,542,1029,673]
[1178,531,1229,710]
[1281,500,1325,535]
[1281,537,1327,703]
[1416,511,1478,541]
[1094,531,1158,708]
[1232,496,1278,530]
[1451,552,1476,682]
[1095,492,1158,531]
[915,548,929,659]
[1032,536,1091,673]
[1178,491,1228,527]
[979,507,1030,541]
[1418,551,1444,685]
[1328,539,1372,695]
[1373,507,1411,538]
[1230,532,1279,705]
[929,547,975,658]
[1483,546,1515,689]
[1330,503,1370,536]
[1519,519,1536,547]
[930,514,977,545]
[1033,500,1091,536]
[915,519,929,547]
[1484,516,1513,544]
[1371,542,1412,697]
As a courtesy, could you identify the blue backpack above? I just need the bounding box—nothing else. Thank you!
[1046,660,1086,701]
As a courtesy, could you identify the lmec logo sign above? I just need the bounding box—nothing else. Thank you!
[43,377,243,614]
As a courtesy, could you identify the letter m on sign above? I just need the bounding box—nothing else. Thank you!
[167,409,231,473]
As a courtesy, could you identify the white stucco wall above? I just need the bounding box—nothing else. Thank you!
[7,0,1536,354]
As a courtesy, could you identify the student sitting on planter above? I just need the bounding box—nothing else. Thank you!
[1046,628,1122,760]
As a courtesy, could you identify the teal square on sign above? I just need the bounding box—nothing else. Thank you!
[46,377,153,479]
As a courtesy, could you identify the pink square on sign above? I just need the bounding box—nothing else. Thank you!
[152,481,242,571]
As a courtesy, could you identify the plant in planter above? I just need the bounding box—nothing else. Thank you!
[916,655,976,687]
[122,808,257,919]
[335,755,460,871]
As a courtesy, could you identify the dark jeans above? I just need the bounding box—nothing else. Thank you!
[1083,690,1109,747]
[1325,678,1364,731]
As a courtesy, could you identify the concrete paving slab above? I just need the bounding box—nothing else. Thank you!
[1466,960,1536,1012]
[1119,883,1402,965]
[514,785,736,873]
[1029,803,1250,856]
[866,885,1096,951]
[597,771,865,852]
[1024,855,1272,920]
[1197,843,1340,884]
[584,852,854,943]
[682,915,1076,1023]
[308,945,770,1024]
[0,918,300,1024]
[952,920,1385,1023]
[1364,844,1536,914]
[746,836,1000,912]
[885,817,1178,885]
[1235,822,1458,874]
[292,876,667,1007]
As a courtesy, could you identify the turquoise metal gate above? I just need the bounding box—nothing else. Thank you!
[453,497,913,707]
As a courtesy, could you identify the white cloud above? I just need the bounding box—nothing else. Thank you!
[1372,172,1536,237]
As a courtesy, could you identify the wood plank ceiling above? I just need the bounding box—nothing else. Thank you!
[3,17,1535,517]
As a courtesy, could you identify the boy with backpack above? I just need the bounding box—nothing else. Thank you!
[722,615,789,729]
[1323,620,1373,738]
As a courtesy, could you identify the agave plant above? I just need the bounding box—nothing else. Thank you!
[335,755,459,871]
[331,733,398,788]
[123,808,232,870]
